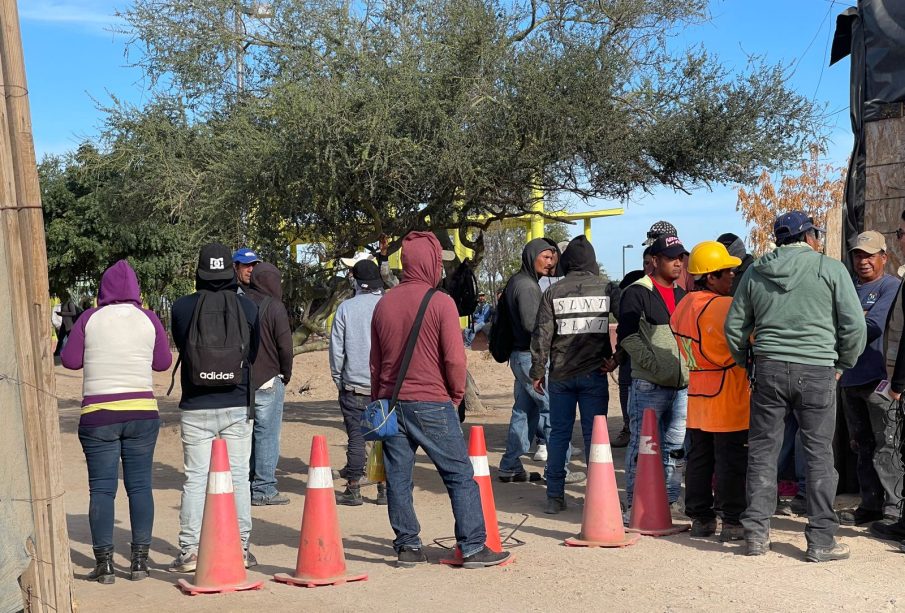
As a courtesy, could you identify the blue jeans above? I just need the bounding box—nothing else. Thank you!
[500,350,552,474]
[463,322,486,347]
[251,376,286,501]
[546,371,609,498]
[78,418,160,549]
[178,407,253,553]
[382,401,486,557]
[624,379,688,507]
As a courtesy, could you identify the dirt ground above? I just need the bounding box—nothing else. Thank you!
[55,349,905,613]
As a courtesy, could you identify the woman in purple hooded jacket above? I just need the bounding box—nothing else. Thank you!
[61,260,172,584]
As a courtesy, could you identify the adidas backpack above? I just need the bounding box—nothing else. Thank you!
[184,290,251,386]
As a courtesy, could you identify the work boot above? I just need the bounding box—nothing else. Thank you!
[129,543,150,581]
[870,517,905,541]
[788,494,807,516]
[336,481,364,506]
[612,428,631,448]
[88,546,115,584]
[838,507,884,526]
[376,483,388,506]
[544,496,566,515]
[719,522,745,542]
[690,518,717,537]
[745,540,771,556]
[805,541,850,563]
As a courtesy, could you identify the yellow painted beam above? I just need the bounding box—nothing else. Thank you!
[583,217,592,240]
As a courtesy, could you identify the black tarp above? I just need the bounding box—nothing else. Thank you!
[832,0,905,238]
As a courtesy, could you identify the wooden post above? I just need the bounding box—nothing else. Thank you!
[863,112,905,275]
[0,1,73,611]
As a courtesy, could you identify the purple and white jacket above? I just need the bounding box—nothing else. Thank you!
[61,260,173,427]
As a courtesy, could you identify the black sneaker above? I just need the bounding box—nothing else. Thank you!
[745,540,771,556]
[870,518,905,541]
[838,507,884,526]
[497,471,542,483]
[397,548,428,568]
[805,541,849,563]
[789,494,807,516]
[251,492,290,506]
[461,546,511,569]
[690,518,717,537]
[612,428,630,449]
[774,498,793,516]
[544,497,566,515]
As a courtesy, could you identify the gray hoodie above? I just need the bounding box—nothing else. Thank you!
[329,283,383,394]
[504,238,561,351]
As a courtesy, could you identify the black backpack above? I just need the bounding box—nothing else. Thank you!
[488,280,514,363]
[442,260,479,318]
[183,290,251,387]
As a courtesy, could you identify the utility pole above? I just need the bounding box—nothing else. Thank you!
[0,1,73,610]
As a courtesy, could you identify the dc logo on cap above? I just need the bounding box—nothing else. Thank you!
[210,257,225,270]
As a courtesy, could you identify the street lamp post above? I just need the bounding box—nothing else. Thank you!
[622,244,634,279]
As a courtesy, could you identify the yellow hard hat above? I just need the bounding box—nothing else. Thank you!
[687,241,742,275]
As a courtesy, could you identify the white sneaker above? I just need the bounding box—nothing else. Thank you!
[533,445,548,462]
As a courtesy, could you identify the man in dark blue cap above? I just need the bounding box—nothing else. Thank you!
[725,210,866,562]
[233,247,262,291]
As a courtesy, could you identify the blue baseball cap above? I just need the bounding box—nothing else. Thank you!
[773,211,823,242]
[232,248,262,264]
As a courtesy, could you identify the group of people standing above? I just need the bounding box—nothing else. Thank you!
[495,211,905,563]
[63,207,905,583]
[63,243,293,582]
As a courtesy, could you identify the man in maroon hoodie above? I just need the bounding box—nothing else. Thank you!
[371,231,510,569]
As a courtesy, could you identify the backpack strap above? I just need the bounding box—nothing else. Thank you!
[389,288,437,408]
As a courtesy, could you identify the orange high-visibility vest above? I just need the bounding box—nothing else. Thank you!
[670,291,750,432]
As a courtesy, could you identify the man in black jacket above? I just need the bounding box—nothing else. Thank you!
[168,243,260,573]
[245,262,294,506]
[530,236,615,514]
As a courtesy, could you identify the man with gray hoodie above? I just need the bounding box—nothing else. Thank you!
[725,211,866,562]
[330,260,388,505]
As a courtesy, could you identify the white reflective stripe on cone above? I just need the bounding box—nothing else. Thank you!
[207,471,234,495]
[470,455,490,477]
[639,435,658,455]
[589,443,612,464]
[307,466,334,489]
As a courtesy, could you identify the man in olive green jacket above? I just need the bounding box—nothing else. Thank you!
[725,210,866,562]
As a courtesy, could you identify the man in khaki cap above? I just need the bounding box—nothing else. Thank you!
[838,230,902,526]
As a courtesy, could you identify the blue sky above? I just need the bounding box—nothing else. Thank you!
[20,0,857,277]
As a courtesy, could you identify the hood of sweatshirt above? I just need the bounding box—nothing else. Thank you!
[195,272,238,293]
[249,262,283,301]
[562,235,599,274]
[520,238,559,280]
[751,243,820,292]
[97,260,141,306]
[401,231,442,287]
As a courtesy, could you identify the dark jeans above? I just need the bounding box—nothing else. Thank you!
[339,390,370,480]
[842,381,904,516]
[742,359,838,547]
[382,401,486,557]
[546,370,609,498]
[78,418,160,549]
[685,428,748,524]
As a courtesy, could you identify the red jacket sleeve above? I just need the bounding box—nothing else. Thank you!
[438,298,467,405]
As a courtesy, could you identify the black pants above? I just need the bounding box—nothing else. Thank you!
[685,428,748,524]
[339,390,369,480]
[841,381,903,516]
[742,359,838,547]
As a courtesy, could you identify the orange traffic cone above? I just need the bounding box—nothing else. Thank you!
[274,435,368,587]
[565,415,640,547]
[178,438,263,595]
[441,426,513,566]
[626,409,689,536]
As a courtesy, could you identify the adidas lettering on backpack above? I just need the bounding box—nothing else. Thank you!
[185,290,251,386]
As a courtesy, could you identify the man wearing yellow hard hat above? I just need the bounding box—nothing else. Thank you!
[671,241,750,542]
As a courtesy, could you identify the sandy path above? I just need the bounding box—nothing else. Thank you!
[55,350,904,612]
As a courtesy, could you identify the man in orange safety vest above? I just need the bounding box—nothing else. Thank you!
[671,240,750,542]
